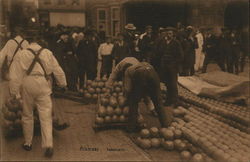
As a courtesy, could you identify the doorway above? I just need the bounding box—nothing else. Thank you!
[124,1,190,32]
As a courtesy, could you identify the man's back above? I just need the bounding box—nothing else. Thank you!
[0,35,29,67]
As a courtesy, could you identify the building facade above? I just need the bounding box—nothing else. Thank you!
[86,0,248,37]
[38,0,86,27]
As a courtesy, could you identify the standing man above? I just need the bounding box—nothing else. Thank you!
[111,33,131,65]
[0,27,29,110]
[77,31,98,90]
[153,27,166,77]
[194,28,205,72]
[202,28,217,73]
[228,29,241,74]
[107,57,172,132]
[182,26,198,76]
[139,25,155,63]
[131,32,142,61]
[9,36,67,157]
[55,32,78,91]
[98,36,114,78]
[218,27,232,72]
[123,23,136,51]
[158,27,183,107]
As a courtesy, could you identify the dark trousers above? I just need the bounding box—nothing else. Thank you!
[127,68,173,129]
[79,65,97,89]
[161,63,179,105]
[101,55,112,78]
[66,73,78,91]
[202,51,226,73]
[240,52,246,72]
[228,47,240,74]
[64,56,78,91]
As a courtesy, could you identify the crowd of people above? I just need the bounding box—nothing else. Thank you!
[0,22,249,157]
[34,23,248,93]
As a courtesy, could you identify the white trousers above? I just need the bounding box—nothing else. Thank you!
[21,76,53,148]
[194,48,205,71]
[0,81,10,112]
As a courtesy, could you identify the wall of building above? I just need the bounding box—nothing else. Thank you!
[86,0,248,37]
[38,0,86,27]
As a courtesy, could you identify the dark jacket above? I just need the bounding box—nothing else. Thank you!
[218,34,232,57]
[158,38,183,65]
[77,39,98,69]
[139,34,155,53]
[112,41,131,64]
[203,35,217,56]
[55,40,78,74]
[123,31,135,50]
[183,36,198,66]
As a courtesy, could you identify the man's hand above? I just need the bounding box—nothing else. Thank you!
[58,86,68,93]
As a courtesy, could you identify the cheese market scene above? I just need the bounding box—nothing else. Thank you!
[0,0,249,161]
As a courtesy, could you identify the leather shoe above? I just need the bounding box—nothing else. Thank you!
[44,147,53,157]
[53,122,70,131]
[22,144,32,151]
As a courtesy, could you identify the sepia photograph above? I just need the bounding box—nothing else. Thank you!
[0,0,249,161]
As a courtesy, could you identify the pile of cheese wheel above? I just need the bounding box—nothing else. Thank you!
[2,97,58,137]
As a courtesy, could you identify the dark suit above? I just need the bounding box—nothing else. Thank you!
[139,34,155,63]
[55,40,78,91]
[202,34,218,73]
[158,38,183,105]
[77,39,98,88]
[112,41,131,65]
[229,34,241,74]
[182,36,198,76]
[218,33,232,72]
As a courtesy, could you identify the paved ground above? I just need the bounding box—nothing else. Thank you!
[0,62,249,161]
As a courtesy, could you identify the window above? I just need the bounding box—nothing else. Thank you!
[71,0,80,6]
[99,10,106,20]
[111,7,120,37]
[58,0,65,5]
[97,8,108,36]
[43,0,51,5]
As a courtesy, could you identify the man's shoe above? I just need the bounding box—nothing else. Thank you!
[53,122,70,131]
[22,144,32,151]
[44,147,53,158]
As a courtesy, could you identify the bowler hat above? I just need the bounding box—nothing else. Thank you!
[186,26,193,30]
[145,25,152,30]
[165,27,177,32]
[125,23,136,30]
[158,27,165,32]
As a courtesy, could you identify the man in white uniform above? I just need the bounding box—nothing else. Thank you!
[194,28,205,72]
[9,36,67,157]
[0,27,29,111]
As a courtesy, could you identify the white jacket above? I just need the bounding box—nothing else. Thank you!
[0,36,29,68]
[9,43,67,96]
